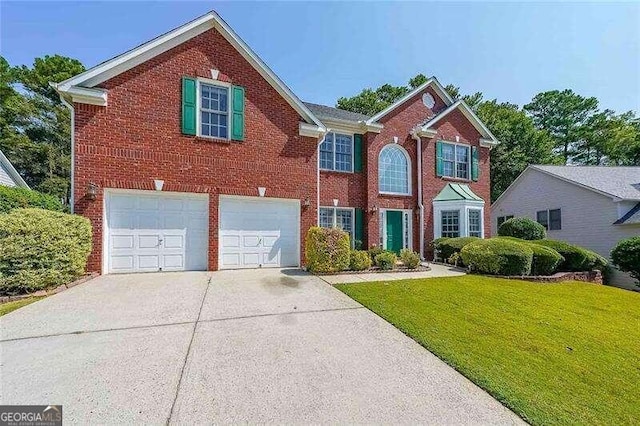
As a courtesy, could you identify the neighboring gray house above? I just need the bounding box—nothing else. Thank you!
[491,165,640,289]
[0,150,29,188]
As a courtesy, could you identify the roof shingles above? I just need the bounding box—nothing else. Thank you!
[303,102,370,123]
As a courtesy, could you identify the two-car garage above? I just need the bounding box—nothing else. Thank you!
[104,191,300,273]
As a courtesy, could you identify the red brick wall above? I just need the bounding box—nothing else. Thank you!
[320,86,491,255]
[74,27,318,272]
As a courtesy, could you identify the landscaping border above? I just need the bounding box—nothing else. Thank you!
[311,264,431,276]
[492,270,603,284]
[0,272,99,303]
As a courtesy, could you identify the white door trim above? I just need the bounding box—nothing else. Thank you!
[378,208,413,251]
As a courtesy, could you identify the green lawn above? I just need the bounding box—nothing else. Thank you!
[336,276,639,426]
[0,297,44,317]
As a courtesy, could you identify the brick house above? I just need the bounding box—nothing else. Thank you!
[53,11,498,274]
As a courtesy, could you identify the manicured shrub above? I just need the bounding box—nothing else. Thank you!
[375,251,397,270]
[350,250,372,271]
[0,186,65,213]
[368,246,385,262]
[0,208,92,295]
[496,236,564,276]
[611,236,640,284]
[436,237,480,263]
[461,239,533,276]
[305,227,350,273]
[532,239,608,271]
[400,249,420,269]
[498,217,546,240]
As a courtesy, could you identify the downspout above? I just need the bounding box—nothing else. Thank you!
[411,128,425,260]
[316,128,330,224]
[59,94,75,214]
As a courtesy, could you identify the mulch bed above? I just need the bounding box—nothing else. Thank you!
[313,264,431,275]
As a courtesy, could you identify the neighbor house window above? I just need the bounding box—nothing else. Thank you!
[379,145,410,195]
[497,215,514,228]
[441,142,470,179]
[536,209,562,231]
[441,210,460,238]
[319,207,354,243]
[320,133,353,172]
[468,209,482,237]
[200,83,229,139]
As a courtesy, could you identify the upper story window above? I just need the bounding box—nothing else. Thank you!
[320,133,353,172]
[379,145,410,195]
[536,209,562,230]
[200,82,229,139]
[440,142,470,179]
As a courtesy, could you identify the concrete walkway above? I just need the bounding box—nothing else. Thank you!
[321,262,466,284]
[0,269,521,424]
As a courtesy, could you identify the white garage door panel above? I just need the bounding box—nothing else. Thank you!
[106,192,209,273]
[219,196,299,269]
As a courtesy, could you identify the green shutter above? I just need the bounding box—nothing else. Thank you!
[354,208,365,249]
[231,85,245,141]
[181,77,197,135]
[471,146,479,181]
[436,141,444,177]
[354,134,363,172]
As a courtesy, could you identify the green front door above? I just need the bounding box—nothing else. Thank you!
[386,210,403,254]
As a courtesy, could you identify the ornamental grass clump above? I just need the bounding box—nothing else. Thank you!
[400,249,420,269]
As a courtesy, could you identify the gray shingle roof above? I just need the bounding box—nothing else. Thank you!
[303,102,370,123]
[531,165,640,201]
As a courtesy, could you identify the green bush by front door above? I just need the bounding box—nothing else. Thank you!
[386,211,403,254]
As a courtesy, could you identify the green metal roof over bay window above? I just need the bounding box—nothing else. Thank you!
[433,183,483,202]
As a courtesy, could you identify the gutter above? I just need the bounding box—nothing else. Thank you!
[52,82,75,213]
[411,128,425,260]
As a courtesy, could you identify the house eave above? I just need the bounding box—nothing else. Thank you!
[54,84,108,106]
[299,122,326,138]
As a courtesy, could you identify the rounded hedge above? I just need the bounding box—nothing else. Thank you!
[496,237,564,276]
[498,217,546,240]
[400,249,420,269]
[0,208,92,295]
[305,227,350,273]
[461,239,533,276]
[368,246,386,262]
[611,236,640,284]
[532,239,607,271]
[350,250,372,271]
[435,237,480,263]
[375,251,397,270]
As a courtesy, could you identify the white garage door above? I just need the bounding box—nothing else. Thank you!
[106,191,209,273]
[219,196,299,269]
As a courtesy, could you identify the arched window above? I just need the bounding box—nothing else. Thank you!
[378,145,410,195]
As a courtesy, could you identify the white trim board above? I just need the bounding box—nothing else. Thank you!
[0,150,29,188]
[421,100,499,145]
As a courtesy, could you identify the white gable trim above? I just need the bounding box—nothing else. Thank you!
[0,150,29,188]
[54,11,325,129]
[421,100,499,145]
[366,78,454,124]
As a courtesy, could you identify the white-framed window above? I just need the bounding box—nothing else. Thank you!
[197,79,230,139]
[468,209,482,237]
[319,207,354,244]
[441,210,460,238]
[441,142,470,179]
[379,144,411,195]
[536,209,561,230]
[320,133,353,172]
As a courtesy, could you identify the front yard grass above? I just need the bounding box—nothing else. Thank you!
[0,297,45,317]
[336,276,639,425]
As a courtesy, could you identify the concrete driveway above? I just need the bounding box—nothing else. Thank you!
[0,269,522,424]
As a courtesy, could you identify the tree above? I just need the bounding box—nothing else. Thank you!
[0,55,84,201]
[523,90,598,164]
[475,101,558,201]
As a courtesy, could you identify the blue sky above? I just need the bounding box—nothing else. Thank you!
[2,1,639,113]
